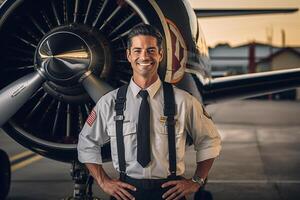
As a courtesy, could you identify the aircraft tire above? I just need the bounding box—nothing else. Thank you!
[0,149,11,200]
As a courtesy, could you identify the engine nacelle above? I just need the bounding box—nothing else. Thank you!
[0,0,208,162]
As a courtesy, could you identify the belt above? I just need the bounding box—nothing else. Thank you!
[123,175,183,190]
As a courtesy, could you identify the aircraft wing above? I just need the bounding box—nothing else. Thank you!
[194,8,299,18]
[192,68,300,104]
[192,7,300,103]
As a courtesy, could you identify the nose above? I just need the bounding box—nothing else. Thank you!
[140,50,149,60]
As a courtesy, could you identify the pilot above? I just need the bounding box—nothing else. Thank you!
[77,24,221,200]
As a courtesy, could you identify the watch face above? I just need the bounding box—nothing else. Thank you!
[192,175,205,186]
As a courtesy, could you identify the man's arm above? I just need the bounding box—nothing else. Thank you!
[77,98,136,200]
[161,158,215,200]
[85,163,110,187]
[86,163,136,200]
[194,158,215,182]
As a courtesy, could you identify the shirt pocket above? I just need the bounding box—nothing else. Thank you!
[107,122,137,163]
[156,120,185,161]
[159,119,184,136]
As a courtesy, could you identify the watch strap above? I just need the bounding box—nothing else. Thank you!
[192,175,205,187]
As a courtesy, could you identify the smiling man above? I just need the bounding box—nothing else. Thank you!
[77,24,221,200]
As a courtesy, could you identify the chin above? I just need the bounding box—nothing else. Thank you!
[138,68,152,75]
[139,72,152,77]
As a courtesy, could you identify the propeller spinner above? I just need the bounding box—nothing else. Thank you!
[0,25,113,127]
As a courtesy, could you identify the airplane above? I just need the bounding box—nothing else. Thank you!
[0,0,299,199]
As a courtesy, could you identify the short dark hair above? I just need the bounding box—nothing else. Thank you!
[127,24,163,50]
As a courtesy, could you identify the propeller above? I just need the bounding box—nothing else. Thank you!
[0,0,145,159]
[0,71,45,126]
[0,31,114,126]
[80,71,113,103]
[0,68,113,127]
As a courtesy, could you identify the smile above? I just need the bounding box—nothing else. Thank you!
[137,62,153,66]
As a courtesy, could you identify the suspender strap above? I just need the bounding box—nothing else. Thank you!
[114,84,128,181]
[162,82,177,179]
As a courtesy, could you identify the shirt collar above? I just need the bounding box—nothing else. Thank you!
[129,77,161,99]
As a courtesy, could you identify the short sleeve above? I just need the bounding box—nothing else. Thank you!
[77,100,109,165]
[186,96,221,162]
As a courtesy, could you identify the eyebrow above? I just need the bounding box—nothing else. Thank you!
[131,47,157,50]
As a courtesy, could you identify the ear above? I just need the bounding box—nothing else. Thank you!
[159,48,163,62]
[126,49,131,62]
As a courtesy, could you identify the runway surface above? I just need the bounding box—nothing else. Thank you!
[1,100,300,200]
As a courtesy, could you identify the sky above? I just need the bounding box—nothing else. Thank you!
[189,0,300,47]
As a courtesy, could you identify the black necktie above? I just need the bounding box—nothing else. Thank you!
[137,90,151,167]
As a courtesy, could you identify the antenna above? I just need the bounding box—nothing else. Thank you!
[266,25,273,45]
[266,25,273,55]
[281,29,286,47]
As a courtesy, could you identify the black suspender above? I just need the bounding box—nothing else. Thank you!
[114,84,128,181]
[114,82,176,180]
[162,82,177,179]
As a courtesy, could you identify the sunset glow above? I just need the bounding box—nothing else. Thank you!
[189,0,300,47]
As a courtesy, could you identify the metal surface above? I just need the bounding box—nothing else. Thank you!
[0,72,44,126]
[194,8,299,18]
[81,71,113,103]
[37,31,91,83]
[201,68,300,104]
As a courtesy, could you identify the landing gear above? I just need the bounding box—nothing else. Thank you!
[64,161,100,200]
[0,149,11,200]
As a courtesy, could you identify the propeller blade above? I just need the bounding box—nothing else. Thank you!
[0,72,45,126]
[81,71,113,103]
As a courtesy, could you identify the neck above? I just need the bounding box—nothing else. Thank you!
[133,74,158,89]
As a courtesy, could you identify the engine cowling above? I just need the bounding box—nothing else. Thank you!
[0,0,171,162]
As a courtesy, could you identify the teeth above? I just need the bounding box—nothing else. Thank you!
[138,63,152,66]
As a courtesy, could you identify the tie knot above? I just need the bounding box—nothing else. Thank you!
[139,90,149,99]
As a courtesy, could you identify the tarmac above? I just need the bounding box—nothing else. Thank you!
[1,100,300,200]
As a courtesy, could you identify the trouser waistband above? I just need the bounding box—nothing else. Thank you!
[122,175,183,190]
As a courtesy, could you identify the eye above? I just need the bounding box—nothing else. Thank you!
[148,49,156,54]
[133,49,141,54]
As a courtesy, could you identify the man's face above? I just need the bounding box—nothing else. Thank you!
[127,35,163,79]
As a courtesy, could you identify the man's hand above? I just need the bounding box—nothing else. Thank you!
[98,177,136,200]
[161,178,201,200]
[85,163,136,200]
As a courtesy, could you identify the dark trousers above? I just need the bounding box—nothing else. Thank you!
[111,176,186,200]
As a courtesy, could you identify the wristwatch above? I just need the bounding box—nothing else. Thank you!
[191,175,205,187]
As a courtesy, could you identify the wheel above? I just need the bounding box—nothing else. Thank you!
[0,149,11,200]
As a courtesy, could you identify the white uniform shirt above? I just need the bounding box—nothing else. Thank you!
[77,78,221,179]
